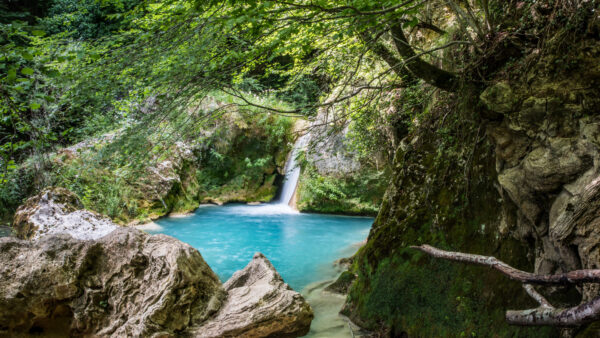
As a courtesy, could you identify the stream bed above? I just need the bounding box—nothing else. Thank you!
[144,203,373,337]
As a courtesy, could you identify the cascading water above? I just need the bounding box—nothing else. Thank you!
[277,134,309,206]
[224,133,309,215]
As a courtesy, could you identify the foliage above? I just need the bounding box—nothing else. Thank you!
[296,163,386,216]
[195,108,294,203]
[41,0,142,40]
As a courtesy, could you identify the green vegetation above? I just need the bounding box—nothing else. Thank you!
[296,164,385,216]
[1,103,295,224]
[1,0,599,336]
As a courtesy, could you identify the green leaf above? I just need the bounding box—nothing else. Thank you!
[7,68,16,81]
[21,51,34,60]
[31,30,46,37]
[21,67,34,76]
[30,103,41,110]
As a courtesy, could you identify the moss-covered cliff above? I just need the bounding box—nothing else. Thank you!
[343,6,600,336]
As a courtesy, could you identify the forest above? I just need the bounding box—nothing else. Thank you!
[1,0,600,337]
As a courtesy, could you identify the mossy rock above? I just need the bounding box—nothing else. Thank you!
[325,271,356,295]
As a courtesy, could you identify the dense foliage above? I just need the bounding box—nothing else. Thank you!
[2,0,598,335]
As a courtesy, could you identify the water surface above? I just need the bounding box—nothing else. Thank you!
[147,204,372,291]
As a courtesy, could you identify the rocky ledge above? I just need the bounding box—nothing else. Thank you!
[12,187,118,241]
[194,253,314,337]
[0,188,312,337]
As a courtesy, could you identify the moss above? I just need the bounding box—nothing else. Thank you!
[325,271,356,294]
[343,88,558,336]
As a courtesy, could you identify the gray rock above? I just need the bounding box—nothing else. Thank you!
[194,253,314,338]
[6,187,314,337]
[480,82,517,114]
[0,227,225,337]
[305,105,362,177]
[490,93,600,302]
[13,187,118,241]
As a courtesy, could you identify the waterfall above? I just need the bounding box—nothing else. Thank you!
[228,134,308,215]
[277,134,309,206]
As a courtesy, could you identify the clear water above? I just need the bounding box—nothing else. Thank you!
[146,203,373,291]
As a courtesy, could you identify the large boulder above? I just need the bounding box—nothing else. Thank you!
[194,253,314,337]
[0,227,225,336]
[12,187,118,241]
[4,188,313,337]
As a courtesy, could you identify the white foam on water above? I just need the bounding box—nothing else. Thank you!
[227,204,299,215]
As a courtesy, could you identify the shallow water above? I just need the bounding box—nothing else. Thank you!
[147,203,373,337]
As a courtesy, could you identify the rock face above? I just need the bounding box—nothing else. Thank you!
[486,84,600,302]
[142,141,196,207]
[13,187,118,240]
[0,227,226,336]
[305,105,361,177]
[194,253,314,337]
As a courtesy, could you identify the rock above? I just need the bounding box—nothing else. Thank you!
[12,187,118,241]
[480,81,517,114]
[305,104,361,177]
[8,188,313,337]
[324,271,356,295]
[143,141,196,201]
[0,227,225,336]
[194,253,313,338]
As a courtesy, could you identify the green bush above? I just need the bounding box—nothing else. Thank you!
[296,164,386,216]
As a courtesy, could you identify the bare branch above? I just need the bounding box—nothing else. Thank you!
[506,296,600,326]
[522,284,554,309]
[412,244,600,326]
[411,244,600,285]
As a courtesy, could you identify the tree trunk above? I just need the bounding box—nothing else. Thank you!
[390,23,458,92]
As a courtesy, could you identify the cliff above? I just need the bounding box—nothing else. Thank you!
[343,9,600,336]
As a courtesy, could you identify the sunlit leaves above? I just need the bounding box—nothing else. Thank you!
[20,67,34,75]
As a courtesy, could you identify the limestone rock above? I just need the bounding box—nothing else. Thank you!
[305,104,361,177]
[8,188,313,337]
[324,271,356,295]
[12,187,118,241]
[194,253,314,338]
[0,227,225,336]
[143,141,196,201]
[480,81,517,114]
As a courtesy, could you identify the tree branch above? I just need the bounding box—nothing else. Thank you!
[411,244,600,285]
[390,23,459,92]
[522,284,553,309]
[412,244,600,326]
[506,296,600,326]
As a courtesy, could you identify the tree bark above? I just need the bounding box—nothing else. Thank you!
[506,296,600,326]
[359,31,415,85]
[389,23,458,92]
[411,244,600,284]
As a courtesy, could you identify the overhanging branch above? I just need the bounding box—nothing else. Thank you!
[390,23,459,92]
[412,244,600,327]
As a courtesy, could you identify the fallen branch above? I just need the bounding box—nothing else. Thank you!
[505,296,600,326]
[411,244,600,326]
[411,245,600,285]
